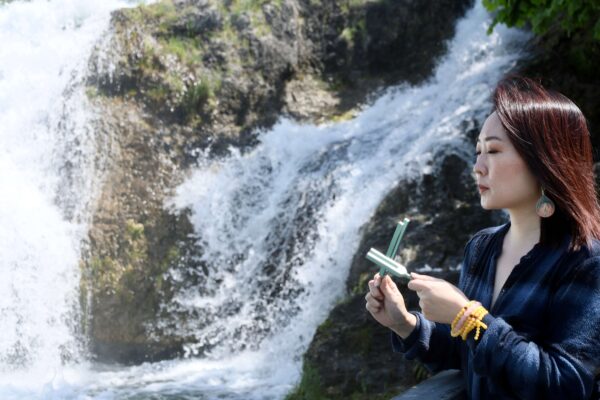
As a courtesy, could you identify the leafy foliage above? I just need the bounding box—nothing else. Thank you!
[483,0,600,40]
[483,0,600,76]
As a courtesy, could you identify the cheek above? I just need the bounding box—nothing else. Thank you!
[499,161,526,179]
[492,159,538,196]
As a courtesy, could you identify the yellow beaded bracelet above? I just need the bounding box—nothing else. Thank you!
[450,301,489,341]
[459,306,489,341]
[451,301,480,337]
[451,300,476,337]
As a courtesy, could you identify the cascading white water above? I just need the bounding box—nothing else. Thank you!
[0,0,148,397]
[0,0,530,399]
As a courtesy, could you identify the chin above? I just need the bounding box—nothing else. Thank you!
[480,200,496,210]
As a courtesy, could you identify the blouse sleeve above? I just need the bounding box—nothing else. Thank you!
[391,311,462,373]
[466,256,600,399]
[389,234,482,373]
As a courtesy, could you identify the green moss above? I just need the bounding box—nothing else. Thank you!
[144,0,179,31]
[315,317,334,338]
[85,86,99,98]
[123,1,174,22]
[331,109,358,124]
[346,325,372,356]
[340,18,367,51]
[125,219,145,241]
[182,80,212,112]
[286,357,406,400]
[161,36,203,64]
[285,360,329,400]
[89,256,121,293]
[164,37,192,61]
[253,15,272,36]
[147,85,170,103]
[138,39,160,73]
[351,272,370,295]
[354,18,366,41]
[340,0,369,14]
[340,27,353,44]
[228,0,268,15]
[217,0,274,37]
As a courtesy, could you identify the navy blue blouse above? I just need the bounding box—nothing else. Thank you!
[392,222,600,399]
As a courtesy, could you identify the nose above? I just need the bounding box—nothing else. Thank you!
[473,155,487,177]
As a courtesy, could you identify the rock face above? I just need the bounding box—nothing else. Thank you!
[83,0,474,364]
[290,50,600,400]
[289,127,505,398]
[79,0,600,397]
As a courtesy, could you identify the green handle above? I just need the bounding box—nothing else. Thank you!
[378,218,410,277]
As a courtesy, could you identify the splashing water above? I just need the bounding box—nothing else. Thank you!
[0,0,530,398]
[0,0,150,396]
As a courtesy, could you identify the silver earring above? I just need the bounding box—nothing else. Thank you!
[536,188,555,218]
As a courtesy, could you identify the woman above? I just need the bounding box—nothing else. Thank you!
[365,76,600,399]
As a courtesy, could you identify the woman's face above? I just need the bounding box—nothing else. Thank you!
[473,112,540,212]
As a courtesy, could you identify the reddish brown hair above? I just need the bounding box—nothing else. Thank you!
[493,76,600,251]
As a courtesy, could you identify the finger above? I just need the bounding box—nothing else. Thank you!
[368,280,384,300]
[410,272,438,281]
[369,274,382,288]
[379,275,401,298]
[407,279,429,292]
[366,295,382,309]
[374,273,382,288]
[419,299,425,310]
[365,300,381,314]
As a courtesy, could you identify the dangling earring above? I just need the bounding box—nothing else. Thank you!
[536,188,555,218]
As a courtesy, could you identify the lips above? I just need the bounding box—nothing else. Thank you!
[478,185,489,193]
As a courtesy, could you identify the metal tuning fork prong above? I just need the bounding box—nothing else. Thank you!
[365,218,411,280]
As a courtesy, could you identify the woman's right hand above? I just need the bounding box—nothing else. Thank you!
[365,273,417,339]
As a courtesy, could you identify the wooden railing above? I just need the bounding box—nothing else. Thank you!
[391,369,466,400]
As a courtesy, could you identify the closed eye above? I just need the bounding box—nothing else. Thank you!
[476,150,498,155]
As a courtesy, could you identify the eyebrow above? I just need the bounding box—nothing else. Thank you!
[476,136,503,143]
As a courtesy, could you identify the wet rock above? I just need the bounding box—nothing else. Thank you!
[83,0,474,365]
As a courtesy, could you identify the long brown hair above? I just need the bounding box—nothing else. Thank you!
[493,75,600,251]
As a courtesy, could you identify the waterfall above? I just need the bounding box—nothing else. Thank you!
[150,2,529,398]
[0,0,148,395]
[0,0,530,398]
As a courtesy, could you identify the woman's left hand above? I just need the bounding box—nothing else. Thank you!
[407,272,470,324]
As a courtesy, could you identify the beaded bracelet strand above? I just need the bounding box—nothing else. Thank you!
[451,301,481,337]
[451,300,489,341]
[450,300,476,337]
[460,306,488,341]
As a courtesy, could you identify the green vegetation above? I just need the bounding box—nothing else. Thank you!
[127,0,179,34]
[162,36,202,62]
[285,358,406,400]
[98,0,377,123]
[483,0,600,39]
[483,0,600,74]
[339,17,366,50]
[340,0,370,14]
[347,325,373,355]
[285,361,328,400]
[85,86,99,99]
[113,0,281,122]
